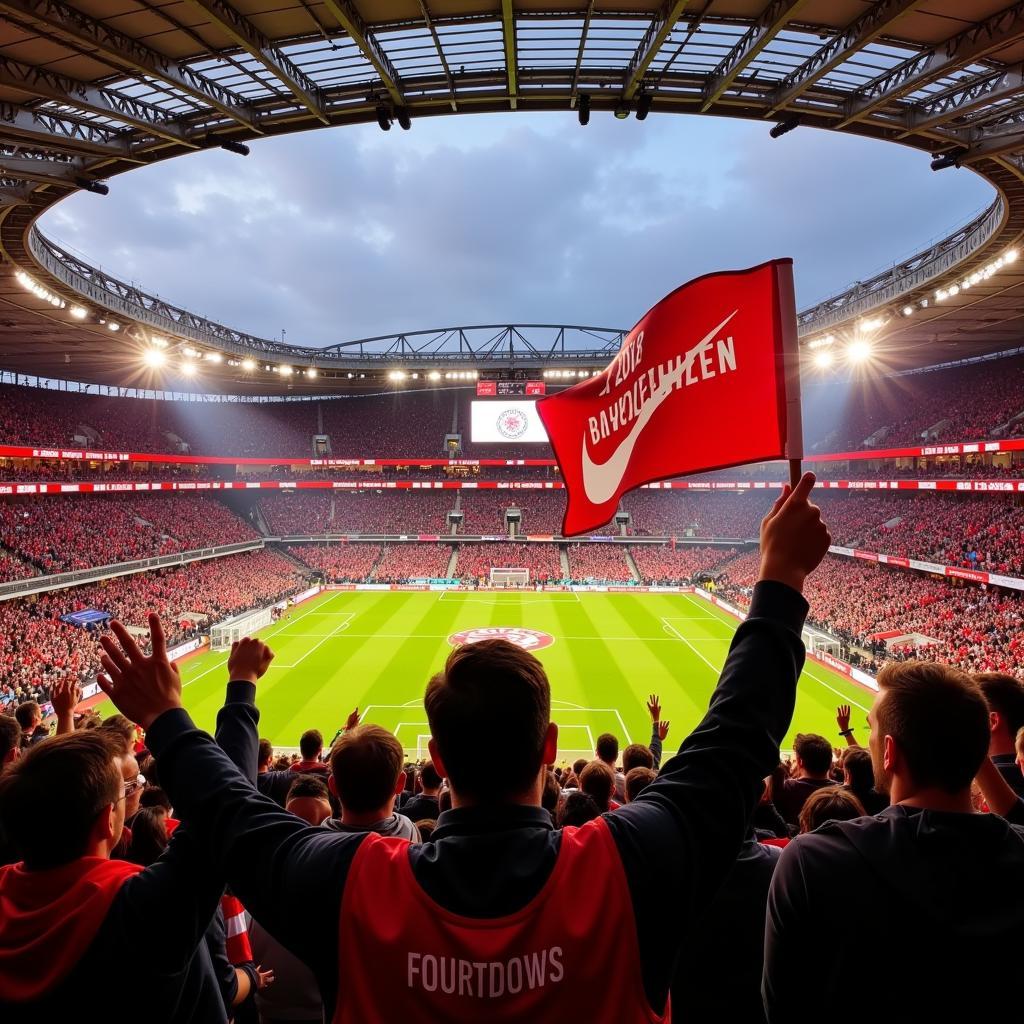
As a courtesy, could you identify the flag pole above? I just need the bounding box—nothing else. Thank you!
[776,260,804,492]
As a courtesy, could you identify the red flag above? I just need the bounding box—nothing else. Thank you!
[537,259,802,537]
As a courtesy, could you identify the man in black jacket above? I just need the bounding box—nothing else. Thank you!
[96,474,829,1021]
[764,659,1024,1022]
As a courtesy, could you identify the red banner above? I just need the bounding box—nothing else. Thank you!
[537,260,801,536]
[476,381,497,396]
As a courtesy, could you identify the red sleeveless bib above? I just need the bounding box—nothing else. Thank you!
[334,816,669,1023]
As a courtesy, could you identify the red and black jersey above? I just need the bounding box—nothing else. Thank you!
[336,816,667,1023]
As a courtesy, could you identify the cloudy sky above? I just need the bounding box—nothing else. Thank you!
[42,112,993,349]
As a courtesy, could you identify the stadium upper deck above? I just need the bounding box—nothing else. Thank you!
[1,2,1024,392]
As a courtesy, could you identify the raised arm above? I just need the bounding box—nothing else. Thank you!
[835,704,862,748]
[49,676,81,736]
[98,614,363,1004]
[605,474,829,1004]
[214,638,275,781]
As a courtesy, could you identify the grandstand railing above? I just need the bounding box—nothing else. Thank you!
[0,538,264,602]
[795,199,1005,334]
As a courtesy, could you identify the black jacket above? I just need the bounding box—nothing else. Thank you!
[765,804,1024,1021]
[147,580,808,1019]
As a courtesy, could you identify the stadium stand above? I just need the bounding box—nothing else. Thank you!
[630,545,738,584]
[455,542,562,582]
[372,543,452,582]
[0,548,302,708]
[0,495,258,579]
[566,543,634,583]
[286,544,382,581]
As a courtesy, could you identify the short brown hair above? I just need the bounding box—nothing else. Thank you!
[425,639,549,801]
[299,729,323,760]
[258,738,273,767]
[0,715,21,763]
[0,731,122,868]
[625,766,657,803]
[595,733,618,764]
[14,701,40,730]
[975,673,1024,737]
[579,759,615,811]
[876,661,990,793]
[798,785,865,833]
[794,733,832,775]
[329,725,403,813]
[99,714,136,754]
[622,743,654,773]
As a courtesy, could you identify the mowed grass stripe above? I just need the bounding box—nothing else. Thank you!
[94,591,878,757]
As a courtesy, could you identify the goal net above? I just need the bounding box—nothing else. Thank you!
[802,625,841,658]
[210,605,277,651]
[489,567,530,588]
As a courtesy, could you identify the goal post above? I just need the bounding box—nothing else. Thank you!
[210,605,277,651]
[489,567,530,588]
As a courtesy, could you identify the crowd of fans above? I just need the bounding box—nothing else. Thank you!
[3,470,1024,1020]
[0,549,303,709]
[286,544,382,582]
[630,544,738,584]
[372,543,452,582]
[716,550,1024,676]
[455,543,562,582]
[565,543,635,583]
[0,495,258,579]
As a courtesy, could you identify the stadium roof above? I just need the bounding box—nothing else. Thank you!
[1,1,1024,394]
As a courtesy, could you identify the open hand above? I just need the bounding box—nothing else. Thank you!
[657,720,670,741]
[646,694,661,722]
[50,675,82,718]
[227,636,275,683]
[345,707,360,731]
[97,614,182,730]
[836,704,851,732]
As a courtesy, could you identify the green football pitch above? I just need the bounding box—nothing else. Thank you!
[101,589,873,761]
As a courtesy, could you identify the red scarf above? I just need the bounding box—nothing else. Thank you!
[0,857,143,1001]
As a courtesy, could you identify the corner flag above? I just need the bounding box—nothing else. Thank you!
[537,259,803,537]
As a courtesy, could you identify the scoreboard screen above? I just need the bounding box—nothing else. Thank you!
[470,401,549,443]
[476,380,546,397]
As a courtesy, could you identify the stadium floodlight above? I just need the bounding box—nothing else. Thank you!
[769,116,800,139]
[150,335,169,348]
[205,351,223,363]
[813,350,834,369]
[280,365,293,376]
[636,93,652,121]
[143,348,165,368]
[931,150,966,171]
[74,177,109,196]
[179,360,196,376]
[242,358,256,371]
[107,322,120,331]
[614,101,631,120]
[306,367,317,378]
[1007,249,1019,262]
[69,305,87,319]
[847,340,872,364]
[396,106,411,131]
[376,104,391,131]
[346,372,354,378]
[578,94,590,127]
[902,305,914,317]
[220,140,250,157]
[428,371,441,381]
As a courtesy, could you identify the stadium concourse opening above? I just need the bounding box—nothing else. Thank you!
[3,3,1024,1020]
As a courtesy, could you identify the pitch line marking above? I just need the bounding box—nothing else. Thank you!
[180,590,348,689]
[267,613,354,669]
[661,618,722,675]
[662,616,872,714]
[801,667,870,713]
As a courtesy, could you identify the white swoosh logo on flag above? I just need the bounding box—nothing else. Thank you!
[581,310,739,505]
